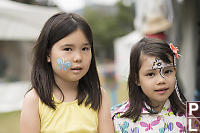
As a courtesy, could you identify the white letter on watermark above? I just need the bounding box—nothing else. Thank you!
[188,119,198,131]
[189,103,198,115]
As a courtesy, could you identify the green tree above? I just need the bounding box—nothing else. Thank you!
[83,0,134,60]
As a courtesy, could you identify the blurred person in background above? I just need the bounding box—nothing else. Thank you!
[142,15,171,41]
[134,0,173,41]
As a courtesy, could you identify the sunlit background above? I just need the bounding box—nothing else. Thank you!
[0,0,200,132]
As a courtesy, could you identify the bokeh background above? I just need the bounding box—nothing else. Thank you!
[0,0,200,132]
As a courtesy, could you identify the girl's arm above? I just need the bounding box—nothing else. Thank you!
[98,88,115,133]
[20,89,40,133]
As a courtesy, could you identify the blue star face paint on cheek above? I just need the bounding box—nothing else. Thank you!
[56,57,72,71]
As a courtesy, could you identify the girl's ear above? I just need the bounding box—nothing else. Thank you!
[135,80,141,86]
[135,75,141,86]
[47,55,51,62]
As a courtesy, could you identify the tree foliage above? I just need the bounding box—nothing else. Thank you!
[83,0,134,60]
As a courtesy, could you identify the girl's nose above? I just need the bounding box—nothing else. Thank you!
[156,73,166,84]
[73,52,82,63]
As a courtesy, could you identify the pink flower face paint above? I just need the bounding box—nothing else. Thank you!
[56,57,71,71]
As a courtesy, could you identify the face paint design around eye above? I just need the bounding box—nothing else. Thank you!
[152,58,173,78]
[56,57,71,71]
[152,58,164,70]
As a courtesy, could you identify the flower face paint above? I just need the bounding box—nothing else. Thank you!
[56,57,71,71]
[152,58,175,78]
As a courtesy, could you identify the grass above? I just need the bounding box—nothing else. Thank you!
[0,111,20,133]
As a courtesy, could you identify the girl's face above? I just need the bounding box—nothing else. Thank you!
[48,28,92,83]
[137,54,176,106]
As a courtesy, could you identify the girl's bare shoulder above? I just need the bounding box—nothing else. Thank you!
[24,89,39,103]
[20,89,40,132]
[21,89,40,111]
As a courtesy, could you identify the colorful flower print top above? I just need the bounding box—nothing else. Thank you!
[111,99,186,133]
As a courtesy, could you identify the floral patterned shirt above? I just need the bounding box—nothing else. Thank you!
[111,100,186,133]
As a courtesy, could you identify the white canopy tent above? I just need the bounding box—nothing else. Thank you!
[0,0,60,41]
[0,0,60,112]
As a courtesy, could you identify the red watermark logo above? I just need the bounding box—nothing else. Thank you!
[186,101,200,132]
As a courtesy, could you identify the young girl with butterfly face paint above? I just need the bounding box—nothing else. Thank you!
[111,38,187,133]
[20,12,114,133]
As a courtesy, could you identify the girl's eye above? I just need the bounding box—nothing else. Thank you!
[163,67,175,76]
[64,48,72,51]
[146,73,154,77]
[164,70,173,74]
[82,47,90,51]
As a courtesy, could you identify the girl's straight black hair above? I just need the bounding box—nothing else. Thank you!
[121,37,186,122]
[31,12,101,110]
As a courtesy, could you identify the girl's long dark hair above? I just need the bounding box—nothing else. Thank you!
[121,37,186,122]
[31,12,101,110]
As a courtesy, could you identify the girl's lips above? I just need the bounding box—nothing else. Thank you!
[154,88,169,94]
[70,67,83,73]
[71,68,82,70]
[70,66,82,70]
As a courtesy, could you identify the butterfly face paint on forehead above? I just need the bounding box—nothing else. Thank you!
[56,57,71,71]
[152,58,174,78]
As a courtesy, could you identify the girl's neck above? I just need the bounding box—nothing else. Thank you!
[53,77,79,102]
[151,100,166,113]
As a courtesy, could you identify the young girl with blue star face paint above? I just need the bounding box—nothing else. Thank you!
[111,37,187,133]
[20,12,114,133]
